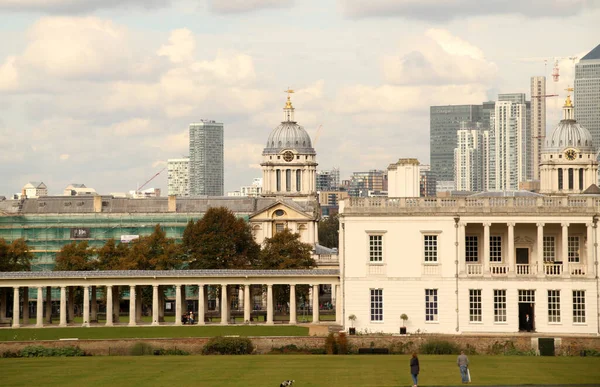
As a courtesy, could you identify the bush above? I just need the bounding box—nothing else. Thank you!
[337,332,349,354]
[487,340,535,356]
[157,348,189,356]
[130,342,154,356]
[419,340,460,355]
[202,336,254,355]
[19,346,85,358]
[582,349,600,357]
[325,333,338,354]
[2,351,19,358]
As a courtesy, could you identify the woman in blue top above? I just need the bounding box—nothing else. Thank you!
[410,353,420,387]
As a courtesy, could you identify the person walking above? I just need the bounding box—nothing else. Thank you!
[410,353,420,387]
[525,314,532,332]
[457,350,470,383]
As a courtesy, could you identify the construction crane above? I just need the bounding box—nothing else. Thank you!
[551,56,578,82]
[137,167,166,193]
[530,93,559,141]
[313,124,323,147]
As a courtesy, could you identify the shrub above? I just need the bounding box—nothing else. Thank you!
[487,340,535,356]
[337,332,349,354]
[325,333,338,354]
[202,336,254,355]
[419,340,460,355]
[19,346,85,358]
[157,348,189,356]
[582,349,600,357]
[130,342,154,356]
[2,351,19,358]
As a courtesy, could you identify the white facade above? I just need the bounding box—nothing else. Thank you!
[22,182,48,198]
[388,158,420,198]
[454,126,488,192]
[339,196,599,335]
[63,184,96,196]
[168,157,190,197]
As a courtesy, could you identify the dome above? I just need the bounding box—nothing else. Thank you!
[545,119,594,153]
[263,121,315,155]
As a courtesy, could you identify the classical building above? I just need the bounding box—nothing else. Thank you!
[340,95,599,335]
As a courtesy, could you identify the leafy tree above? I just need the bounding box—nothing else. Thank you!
[121,225,183,270]
[259,229,315,269]
[54,241,94,271]
[95,238,129,270]
[0,238,33,271]
[183,207,260,269]
[318,214,339,249]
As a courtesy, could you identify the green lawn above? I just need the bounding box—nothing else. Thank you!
[0,325,309,341]
[1,355,598,387]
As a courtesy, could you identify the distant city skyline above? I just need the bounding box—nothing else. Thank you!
[0,1,598,196]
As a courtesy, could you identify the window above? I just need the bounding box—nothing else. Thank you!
[573,290,586,323]
[276,169,281,191]
[543,236,555,262]
[465,236,478,262]
[548,290,561,323]
[518,289,535,303]
[558,168,563,190]
[275,223,285,234]
[425,289,438,322]
[490,236,502,262]
[568,168,574,190]
[494,289,507,322]
[369,235,383,262]
[296,170,301,192]
[579,169,584,189]
[424,235,438,263]
[285,169,291,192]
[370,289,383,322]
[568,236,580,263]
[469,289,482,322]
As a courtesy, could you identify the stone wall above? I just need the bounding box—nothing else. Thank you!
[0,335,598,356]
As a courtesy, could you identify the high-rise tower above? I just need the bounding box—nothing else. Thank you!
[531,76,546,181]
[189,120,224,196]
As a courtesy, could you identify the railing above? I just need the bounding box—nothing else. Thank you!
[515,264,537,276]
[466,264,483,276]
[422,264,440,276]
[316,254,339,264]
[544,263,562,276]
[489,264,508,276]
[570,264,586,277]
[368,264,385,276]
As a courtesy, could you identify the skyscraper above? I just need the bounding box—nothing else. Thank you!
[189,120,224,196]
[575,44,600,174]
[454,122,488,192]
[531,76,546,181]
[167,157,189,197]
[430,105,483,183]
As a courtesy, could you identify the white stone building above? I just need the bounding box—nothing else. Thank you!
[339,95,599,336]
[167,157,190,197]
[22,182,48,198]
[388,158,420,198]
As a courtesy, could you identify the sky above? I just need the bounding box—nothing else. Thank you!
[0,0,599,196]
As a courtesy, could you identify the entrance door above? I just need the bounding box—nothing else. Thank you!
[518,290,535,332]
[516,248,529,265]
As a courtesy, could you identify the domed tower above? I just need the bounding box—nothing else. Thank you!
[540,89,598,194]
[261,89,318,199]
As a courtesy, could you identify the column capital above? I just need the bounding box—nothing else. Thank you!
[483,222,491,227]
[267,284,273,288]
[175,284,181,289]
[536,222,545,228]
[13,286,20,290]
[507,222,515,227]
[561,222,570,228]
[152,284,159,289]
[586,222,594,227]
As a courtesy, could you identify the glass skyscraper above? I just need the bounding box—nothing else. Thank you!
[189,120,224,196]
[575,44,600,169]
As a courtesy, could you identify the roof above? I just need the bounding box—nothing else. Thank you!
[581,44,600,61]
[583,184,600,195]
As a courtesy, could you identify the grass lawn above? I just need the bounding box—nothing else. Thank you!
[0,325,309,341]
[1,355,599,387]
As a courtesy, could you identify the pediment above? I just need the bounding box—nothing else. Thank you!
[249,201,314,221]
[514,236,534,244]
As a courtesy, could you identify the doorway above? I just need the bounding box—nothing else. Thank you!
[518,289,536,332]
[516,248,529,265]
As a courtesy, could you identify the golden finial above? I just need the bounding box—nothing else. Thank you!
[284,88,294,109]
[564,86,574,107]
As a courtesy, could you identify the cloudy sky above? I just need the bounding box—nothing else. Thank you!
[1,0,599,196]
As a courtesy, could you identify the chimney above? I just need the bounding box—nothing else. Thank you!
[93,196,102,213]
[168,195,177,212]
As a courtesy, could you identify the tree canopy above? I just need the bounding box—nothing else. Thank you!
[183,207,260,269]
[260,228,315,269]
[95,238,129,270]
[318,214,339,249]
[120,225,184,270]
[0,238,33,271]
[54,241,94,271]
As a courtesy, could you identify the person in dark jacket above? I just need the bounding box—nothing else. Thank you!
[410,353,420,387]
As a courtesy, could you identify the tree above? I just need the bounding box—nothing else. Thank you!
[183,207,260,269]
[318,214,339,249]
[0,238,32,271]
[259,229,315,269]
[54,241,94,271]
[121,225,184,270]
[95,238,129,270]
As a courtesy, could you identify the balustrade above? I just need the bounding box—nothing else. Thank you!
[466,264,483,276]
[489,264,508,276]
[544,263,562,276]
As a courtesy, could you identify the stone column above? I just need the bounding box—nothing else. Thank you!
[128,285,136,326]
[36,287,43,327]
[562,222,570,276]
[83,286,90,327]
[587,222,595,277]
[12,287,20,328]
[483,222,491,276]
[335,283,342,324]
[0,289,6,320]
[312,284,319,323]
[45,286,52,324]
[289,285,297,325]
[59,286,67,327]
[537,223,545,277]
[152,285,159,326]
[181,285,187,317]
[244,285,251,323]
[507,223,515,276]
[91,286,97,323]
[112,286,120,323]
[458,223,466,273]
[175,285,182,326]
[266,285,274,325]
[198,285,205,325]
[22,286,29,325]
[106,286,113,326]
[220,285,228,325]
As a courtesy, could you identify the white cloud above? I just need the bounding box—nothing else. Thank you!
[0,0,168,13]
[382,29,497,85]
[209,0,292,14]
[0,56,18,91]
[157,29,196,64]
[59,154,70,160]
[341,0,600,21]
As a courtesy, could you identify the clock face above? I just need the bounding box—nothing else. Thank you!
[564,148,577,161]
[283,151,294,162]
